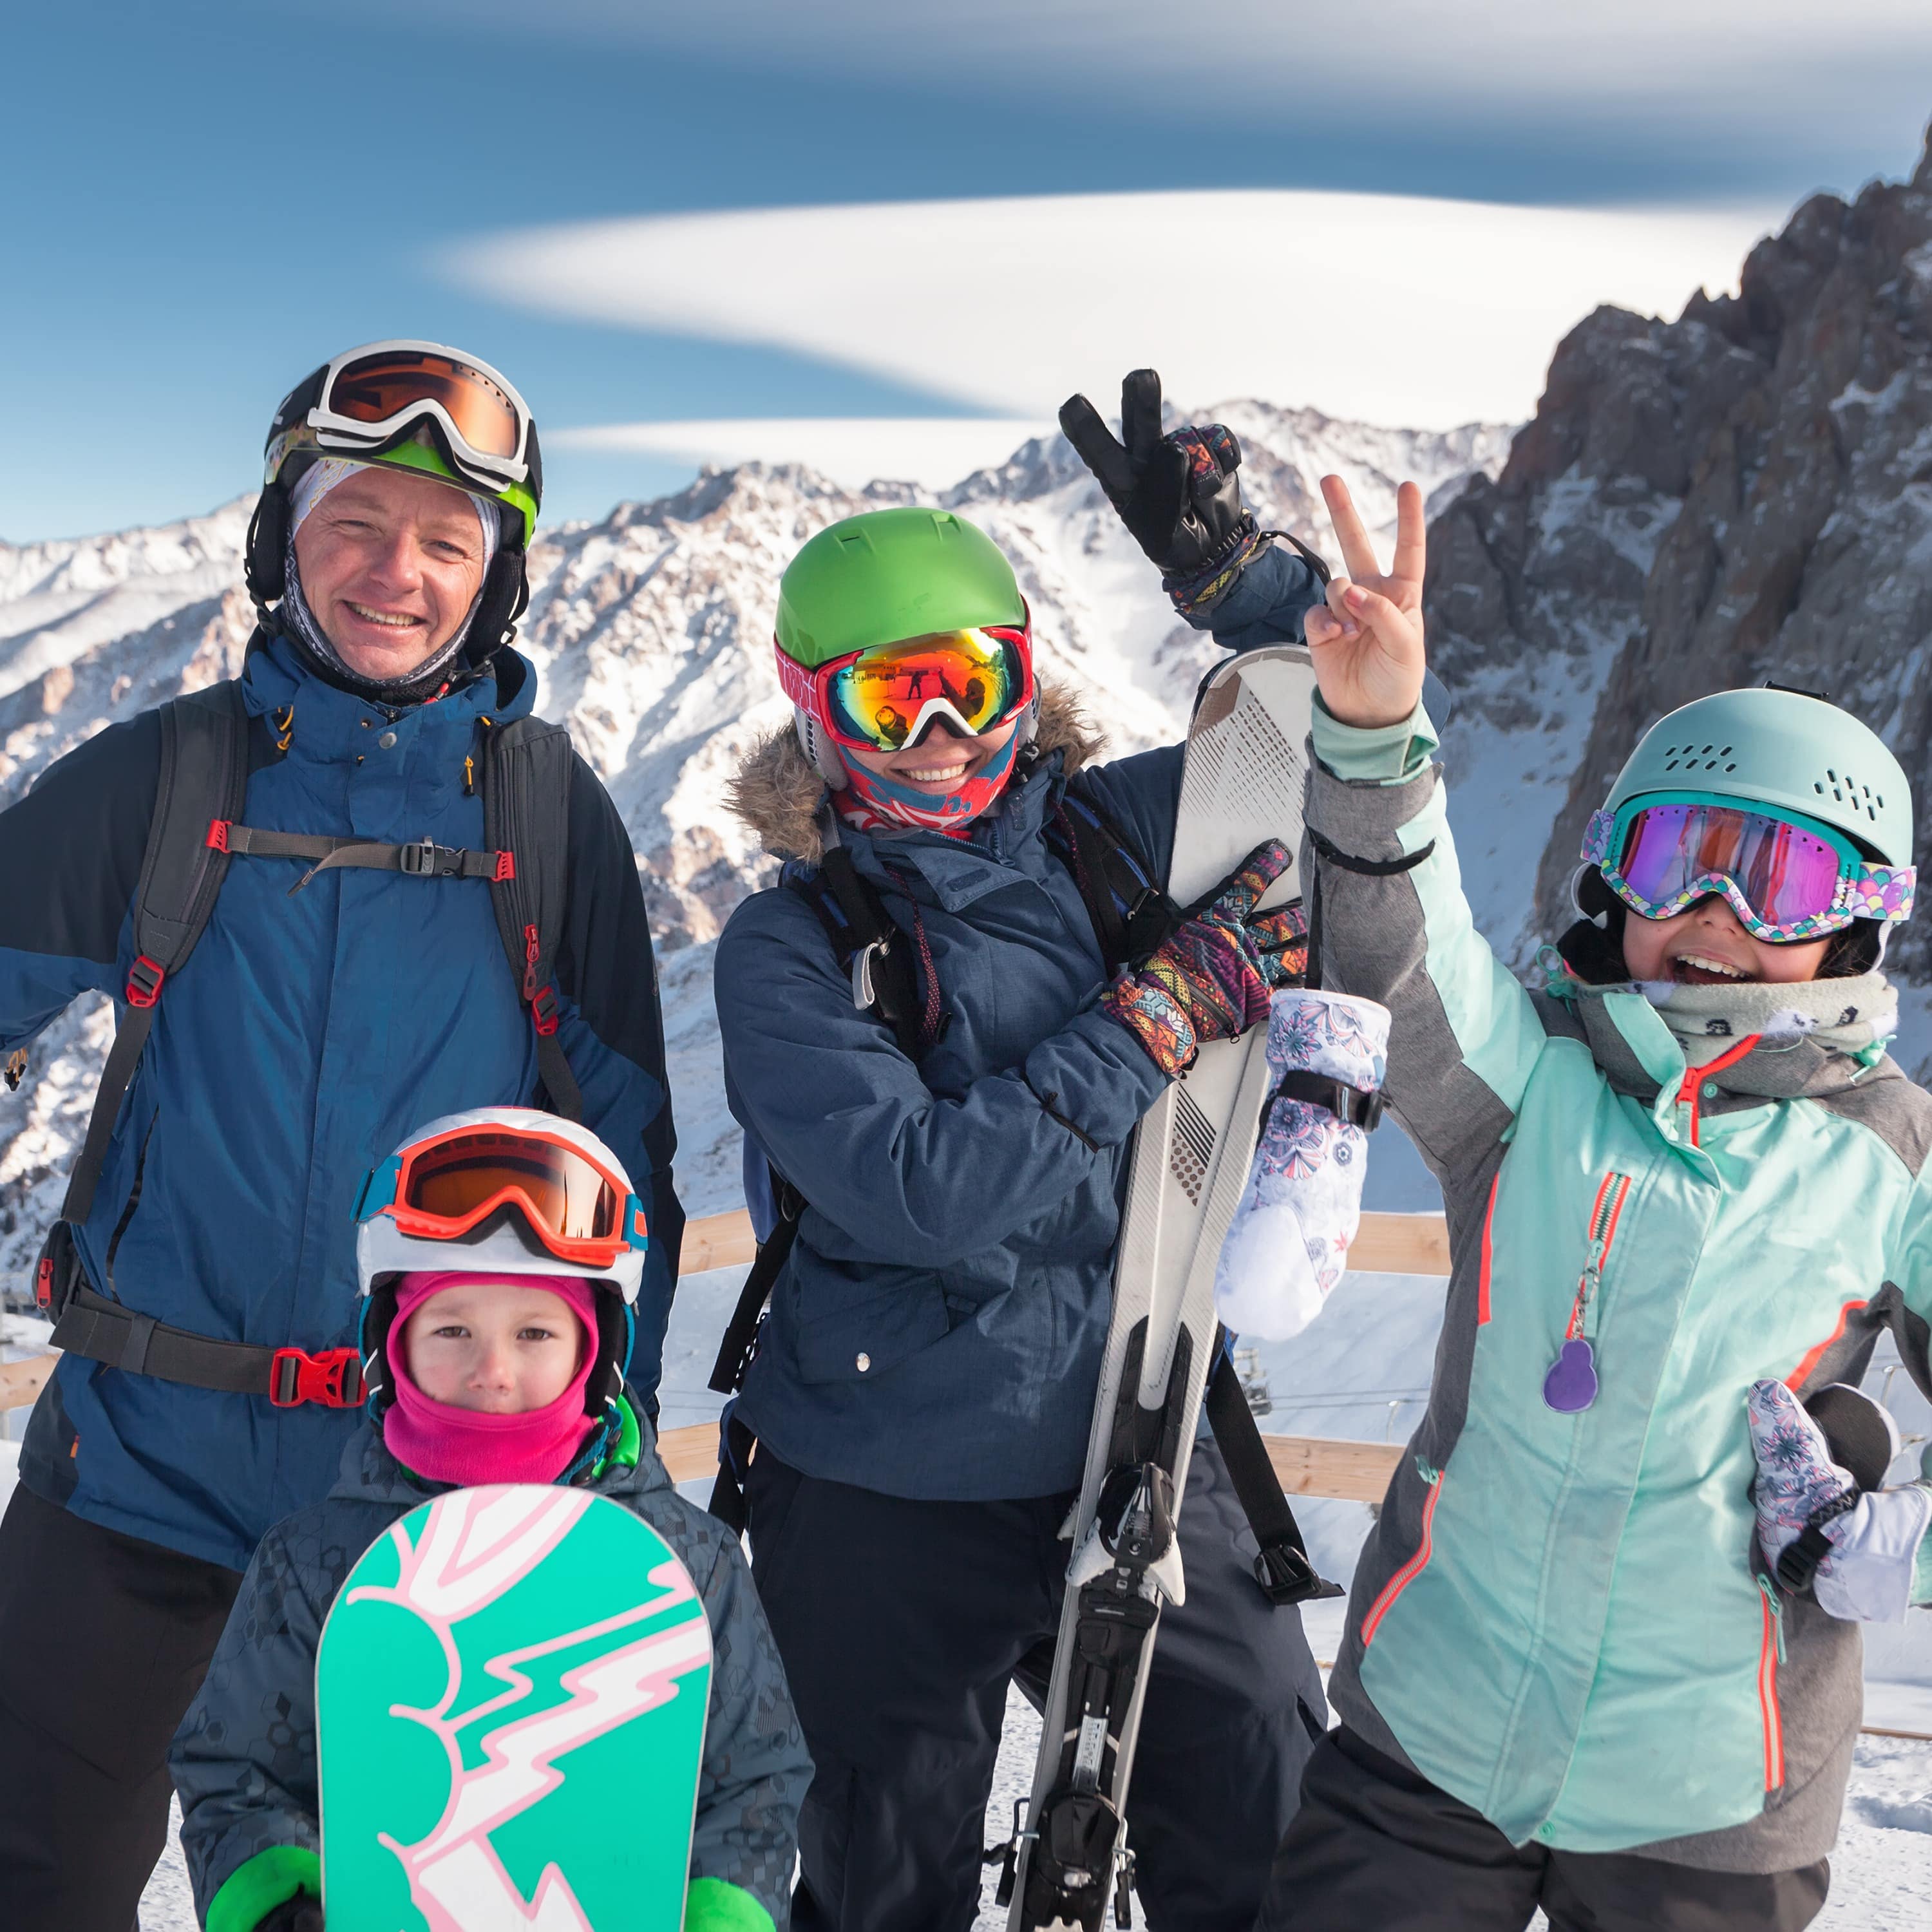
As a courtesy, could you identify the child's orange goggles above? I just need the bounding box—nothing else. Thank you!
[354,1125,648,1270]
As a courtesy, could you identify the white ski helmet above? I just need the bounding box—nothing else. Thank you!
[353,1107,649,1418]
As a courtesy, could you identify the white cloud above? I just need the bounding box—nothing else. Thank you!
[551,419,1054,491]
[453,188,1787,431]
[395,1,1932,138]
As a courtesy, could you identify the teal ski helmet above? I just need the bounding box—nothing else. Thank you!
[1599,687,1912,867]
[1578,687,1915,963]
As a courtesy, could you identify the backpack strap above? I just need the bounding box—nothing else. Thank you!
[59,681,249,1230]
[481,715,583,1122]
[1047,791,1177,973]
[785,846,931,1061]
[37,684,365,1408]
[1202,1331,1345,1607]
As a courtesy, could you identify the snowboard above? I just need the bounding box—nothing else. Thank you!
[1003,645,1320,1931]
[317,1484,712,1931]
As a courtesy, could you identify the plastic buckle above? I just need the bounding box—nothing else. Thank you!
[531,985,562,1037]
[400,837,454,877]
[126,956,166,1008]
[493,849,516,882]
[1254,1540,1345,1607]
[270,1345,365,1408]
[205,818,232,852]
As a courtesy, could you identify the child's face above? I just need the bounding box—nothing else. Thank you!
[1619,894,1830,986]
[403,1281,585,1414]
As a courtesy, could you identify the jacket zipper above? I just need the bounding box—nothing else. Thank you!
[1756,1573,1786,1792]
[1363,1460,1444,1644]
[1561,1173,1632,1345]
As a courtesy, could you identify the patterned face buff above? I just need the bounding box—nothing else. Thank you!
[1582,794,1914,942]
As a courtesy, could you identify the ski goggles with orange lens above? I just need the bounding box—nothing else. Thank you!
[292,341,536,493]
[777,625,1034,754]
[355,1124,648,1271]
[1582,793,1915,942]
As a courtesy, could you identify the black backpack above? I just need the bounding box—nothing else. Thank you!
[32,677,579,1412]
[705,781,1331,1606]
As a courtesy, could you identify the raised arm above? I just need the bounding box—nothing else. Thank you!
[1296,477,1547,1184]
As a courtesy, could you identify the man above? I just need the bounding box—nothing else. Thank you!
[0,341,681,1930]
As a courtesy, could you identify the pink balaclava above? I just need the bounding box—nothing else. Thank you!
[382,1269,603,1487]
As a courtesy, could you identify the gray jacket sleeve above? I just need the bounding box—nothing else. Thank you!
[689,1531,813,1918]
[1303,701,1546,1195]
[171,1522,326,1922]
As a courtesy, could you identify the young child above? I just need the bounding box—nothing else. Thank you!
[170,1108,808,1932]
[713,411,1335,1929]
[1178,468,1931,1930]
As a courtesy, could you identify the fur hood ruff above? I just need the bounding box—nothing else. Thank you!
[726,679,1104,864]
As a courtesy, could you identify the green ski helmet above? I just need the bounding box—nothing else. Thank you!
[773,507,1036,790]
[1580,687,1915,954]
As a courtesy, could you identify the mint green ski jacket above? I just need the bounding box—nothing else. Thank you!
[1309,703,1932,1872]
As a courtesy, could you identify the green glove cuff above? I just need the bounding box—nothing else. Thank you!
[205,1844,321,1932]
[685,1875,777,1932]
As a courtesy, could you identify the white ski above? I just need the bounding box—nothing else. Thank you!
[999,644,1319,1932]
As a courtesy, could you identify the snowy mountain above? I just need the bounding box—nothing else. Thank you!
[0,404,1507,1291]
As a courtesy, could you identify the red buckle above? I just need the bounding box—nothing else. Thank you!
[269,1346,365,1408]
[531,985,562,1037]
[205,819,231,852]
[494,849,516,882]
[126,956,166,1008]
[35,1255,54,1312]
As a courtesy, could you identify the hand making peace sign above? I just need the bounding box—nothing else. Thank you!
[1304,474,1428,730]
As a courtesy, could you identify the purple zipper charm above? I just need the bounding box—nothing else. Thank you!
[1543,1337,1599,1414]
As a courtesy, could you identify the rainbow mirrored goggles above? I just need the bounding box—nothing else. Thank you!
[1582,792,1915,942]
[354,1124,648,1272]
[777,624,1034,754]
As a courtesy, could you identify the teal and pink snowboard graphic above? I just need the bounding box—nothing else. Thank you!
[317,1485,711,1929]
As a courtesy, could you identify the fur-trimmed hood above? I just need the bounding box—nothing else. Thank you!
[726,679,1105,863]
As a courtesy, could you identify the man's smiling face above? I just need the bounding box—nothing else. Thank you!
[292,464,489,683]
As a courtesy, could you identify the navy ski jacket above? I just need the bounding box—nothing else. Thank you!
[171,1410,808,1931]
[1,634,681,1571]
[713,545,1322,1500]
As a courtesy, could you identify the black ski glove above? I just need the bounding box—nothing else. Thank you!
[1059,368,1262,614]
[258,1897,323,1932]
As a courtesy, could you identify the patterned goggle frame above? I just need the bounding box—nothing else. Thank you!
[1582,794,1915,942]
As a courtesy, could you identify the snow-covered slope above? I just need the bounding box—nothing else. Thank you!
[0,404,1507,1280]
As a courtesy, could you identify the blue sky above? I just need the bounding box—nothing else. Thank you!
[6,0,1931,542]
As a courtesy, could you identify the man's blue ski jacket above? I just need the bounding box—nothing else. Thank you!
[1,634,680,1571]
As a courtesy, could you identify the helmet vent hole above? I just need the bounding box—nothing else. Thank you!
[1725,762,1737,772]
[1665,757,1680,770]
[1815,782,1826,794]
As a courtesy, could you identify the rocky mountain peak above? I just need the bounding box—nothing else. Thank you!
[1424,126,1932,968]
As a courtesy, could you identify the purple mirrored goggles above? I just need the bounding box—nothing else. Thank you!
[1582,795,1915,942]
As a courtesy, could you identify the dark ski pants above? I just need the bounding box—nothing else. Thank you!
[746,1437,1328,1932]
[1258,1726,1830,1932]
[0,1481,243,1932]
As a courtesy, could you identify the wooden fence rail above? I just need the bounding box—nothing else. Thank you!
[1,1208,1452,1502]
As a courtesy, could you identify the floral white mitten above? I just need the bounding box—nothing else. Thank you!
[1213,987,1390,1341]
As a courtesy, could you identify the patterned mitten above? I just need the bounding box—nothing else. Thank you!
[1213,989,1391,1340]
[1747,1378,1929,1623]
[1102,840,1295,1077]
